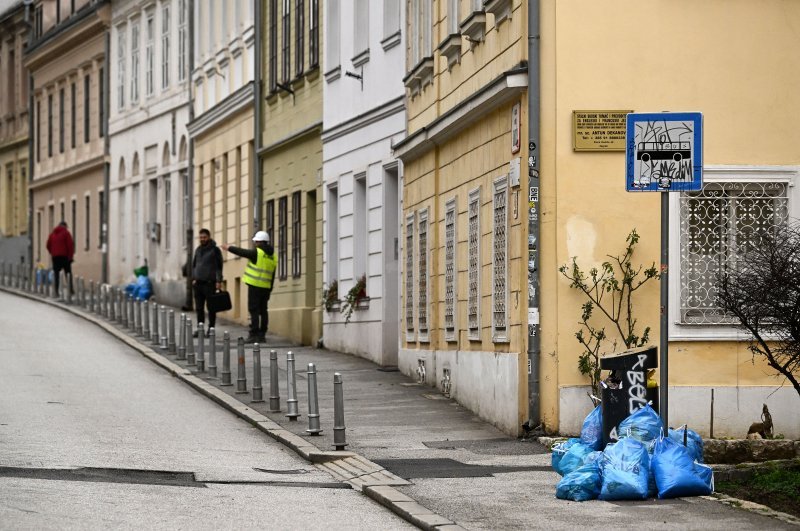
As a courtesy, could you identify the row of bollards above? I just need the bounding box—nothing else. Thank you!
[0,269,348,451]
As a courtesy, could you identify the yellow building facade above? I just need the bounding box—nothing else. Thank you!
[258,0,323,346]
[399,0,800,438]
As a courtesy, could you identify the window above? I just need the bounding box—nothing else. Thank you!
[119,189,126,258]
[36,211,42,261]
[36,100,40,162]
[58,88,64,153]
[326,185,338,281]
[278,196,288,279]
[265,199,275,247]
[162,3,171,89]
[34,6,43,38]
[56,0,61,23]
[60,202,65,224]
[7,49,15,113]
[353,174,367,281]
[164,176,171,250]
[410,0,432,65]
[71,198,77,250]
[383,0,400,39]
[131,20,140,103]
[84,196,90,251]
[418,208,429,340]
[325,0,340,72]
[117,25,126,109]
[146,14,155,96]
[444,198,457,341]
[83,74,90,143]
[99,67,104,137]
[98,190,104,249]
[309,0,319,68]
[295,0,304,77]
[448,0,459,34]
[178,0,187,81]
[71,0,75,15]
[132,184,140,259]
[354,0,368,55]
[47,94,53,157]
[292,191,301,277]
[467,187,480,339]
[492,176,508,341]
[70,83,76,149]
[405,213,415,338]
[269,0,277,91]
[181,169,189,248]
[282,0,291,82]
[207,0,215,51]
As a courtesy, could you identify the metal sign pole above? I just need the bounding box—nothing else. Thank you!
[660,191,669,431]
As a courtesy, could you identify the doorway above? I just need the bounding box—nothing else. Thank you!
[382,164,400,367]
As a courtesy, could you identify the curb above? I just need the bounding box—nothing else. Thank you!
[0,286,463,530]
[704,494,800,527]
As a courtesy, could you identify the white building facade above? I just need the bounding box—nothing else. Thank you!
[321,0,405,366]
[108,0,191,305]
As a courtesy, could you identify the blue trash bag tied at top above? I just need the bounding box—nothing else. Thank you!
[652,435,713,499]
[599,437,651,500]
[580,405,604,451]
[556,459,602,502]
[551,438,579,473]
[618,403,662,448]
[553,439,594,477]
[668,426,704,463]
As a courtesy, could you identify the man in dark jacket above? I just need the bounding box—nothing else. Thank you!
[222,231,277,343]
[192,228,223,336]
[46,221,74,297]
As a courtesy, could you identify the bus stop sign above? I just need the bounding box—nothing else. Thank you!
[626,112,703,192]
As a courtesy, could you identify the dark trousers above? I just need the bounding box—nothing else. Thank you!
[248,284,271,337]
[52,256,73,296]
[193,281,217,328]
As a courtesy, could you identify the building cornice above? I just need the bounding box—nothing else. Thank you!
[29,155,105,190]
[393,66,528,162]
[187,82,254,139]
[321,96,405,144]
[0,134,28,153]
[257,121,322,157]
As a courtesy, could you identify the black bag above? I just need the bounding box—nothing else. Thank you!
[208,290,233,313]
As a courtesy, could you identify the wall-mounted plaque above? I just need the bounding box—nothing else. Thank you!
[573,110,632,151]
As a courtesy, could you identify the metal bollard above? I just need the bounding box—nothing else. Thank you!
[120,293,127,327]
[333,373,348,450]
[306,363,323,435]
[143,300,150,337]
[128,296,135,330]
[159,306,168,350]
[186,318,196,365]
[168,310,176,354]
[196,322,205,371]
[235,337,247,393]
[176,313,186,360]
[134,299,141,334]
[269,350,280,412]
[151,302,159,345]
[220,331,232,386]
[251,344,264,403]
[285,351,300,421]
[207,327,217,378]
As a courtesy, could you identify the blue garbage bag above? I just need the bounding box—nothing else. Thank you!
[599,437,650,500]
[124,282,137,296]
[557,441,594,477]
[669,426,704,463]
[652,435,713,499]
[134,275,153,300]
[552,438,579,473]
[618,404,662,448]
[556,460,602,502]
[580,405,604,450]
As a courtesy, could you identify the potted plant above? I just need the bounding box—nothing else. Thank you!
[322,280,339,312]
[341,274,367,325]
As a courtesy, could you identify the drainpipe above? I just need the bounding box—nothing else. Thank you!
[253,0,263,232]
[102,30,110,284]
[526,0,541,429]
[25,7,34,274]
[184,0,196,311]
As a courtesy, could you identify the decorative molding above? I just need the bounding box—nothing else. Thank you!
[484,0,513,25]
[459,10,486,43]
[381,30,401,51]
[404,57,434,92]
[351,48,370,68]
[325,65,342,83]
[437,34,463,70]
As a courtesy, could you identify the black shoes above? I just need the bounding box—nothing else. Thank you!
[244,334,267,344]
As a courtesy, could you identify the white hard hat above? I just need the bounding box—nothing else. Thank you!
[253,230,270,242]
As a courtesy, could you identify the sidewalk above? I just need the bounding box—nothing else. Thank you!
[2,282,796,530]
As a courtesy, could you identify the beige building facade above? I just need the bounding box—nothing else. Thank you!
[258,0,323,346]
[26,0,110,282]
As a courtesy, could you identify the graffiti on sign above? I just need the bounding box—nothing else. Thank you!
[627,354,649,413]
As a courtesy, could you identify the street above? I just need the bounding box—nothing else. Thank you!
[0,291,411,530]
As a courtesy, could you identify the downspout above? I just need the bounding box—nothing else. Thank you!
[253,0,263,232]
[25,6,34,276]
[526,0,542,430]
[102,29,110,284]
[184,0,196,311]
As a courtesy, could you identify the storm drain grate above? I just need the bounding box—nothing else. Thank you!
[372,458,551,479]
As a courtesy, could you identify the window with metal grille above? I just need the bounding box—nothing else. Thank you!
[83,75,90,143]
[265,199,275,244]
[117,26,126,109]
[164,176,171,250]
[282,0,291,83]
[131,20,140,103]
[418,208,429,340]
[309,0,319,68]
[278,196,288,279]
[295,0,304,77]
[444,198,457,342]
[146,14,155,96]
[492,176,508,340]
[405,213,415,337]
[467,187,480,339]
[269,0,278,91]
[678,180,789,326]
[292,191,301,277]
[162,4,170,89]
[58,88,64,153]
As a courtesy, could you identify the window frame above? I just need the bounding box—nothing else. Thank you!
[309,0,319,68]
[281,0,291,83]
[295,0,304,77]
[161,3,171,90]
[83,74,90,143]
[292,190,301,277]
[131,19,140,103]
[444,197,457,342]
[98,67,104,137]
[70,82,76,149]
[417,207,430,342]
[405,212,415,341]
[467,186,481,340]
[269,0,278,91]
[265,199,275,244]
[278,195,288,280]
[146,13,155,97]
[178,0,187,81]
[491,175,509,343]
[47,93,53,157]
[117,24,126,109]
[58,87,65,153]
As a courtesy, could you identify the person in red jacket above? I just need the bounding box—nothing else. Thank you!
[46,221,75,297]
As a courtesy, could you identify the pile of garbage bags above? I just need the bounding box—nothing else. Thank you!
[124,265,153,301]
[552,404,713,502]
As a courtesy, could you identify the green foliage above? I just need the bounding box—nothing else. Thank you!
[322,280,339,312]
[341,274,367,325]
[558,229,661,395]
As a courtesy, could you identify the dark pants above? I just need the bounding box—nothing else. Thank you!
[52,256,73,296]
[193,281,217,328]
[248,284,271,337]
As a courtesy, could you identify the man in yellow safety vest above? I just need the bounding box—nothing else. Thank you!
[221,231,277,343]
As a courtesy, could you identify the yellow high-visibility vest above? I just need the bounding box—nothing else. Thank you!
[243,247,276,289]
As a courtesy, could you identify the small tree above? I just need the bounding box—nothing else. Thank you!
[716,221,800,399]
[559,229,661,395]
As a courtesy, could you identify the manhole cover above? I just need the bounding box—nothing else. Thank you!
[423,438,549,456]
[372,458,550,479]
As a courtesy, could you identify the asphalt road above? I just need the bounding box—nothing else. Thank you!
[0,292,411,530]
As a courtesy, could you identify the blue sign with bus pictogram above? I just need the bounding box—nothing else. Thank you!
[626,112,703,192]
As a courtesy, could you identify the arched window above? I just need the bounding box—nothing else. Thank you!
[179,135,187,162]
[162,141,171,167]
[118,157,126,181]
[132,152,140,176]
